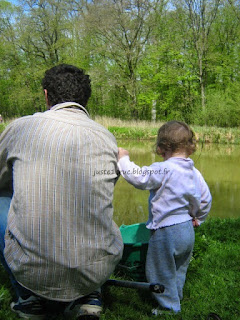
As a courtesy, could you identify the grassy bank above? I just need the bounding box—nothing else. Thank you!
[104,218,240,320]
[94,117,240,144]
[0,218,239,319]
[1,116,240,144]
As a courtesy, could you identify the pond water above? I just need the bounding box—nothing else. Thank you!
[113,140,240,226]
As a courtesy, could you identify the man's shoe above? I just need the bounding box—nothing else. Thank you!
[10,295,47,319]
[64,291,102,319]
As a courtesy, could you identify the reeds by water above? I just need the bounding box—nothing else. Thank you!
[95,116,240,144]
[1,116,240,144]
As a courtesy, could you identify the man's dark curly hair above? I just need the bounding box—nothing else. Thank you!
[42,64,91,107]
[156,120,196,155]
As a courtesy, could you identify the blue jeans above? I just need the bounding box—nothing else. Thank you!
[145,220,195,313]
[0,191,33,298]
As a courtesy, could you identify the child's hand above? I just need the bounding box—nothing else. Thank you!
[118,147,129,160]
[192,218,200,228]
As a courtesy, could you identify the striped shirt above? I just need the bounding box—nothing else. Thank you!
[0,102,123,301]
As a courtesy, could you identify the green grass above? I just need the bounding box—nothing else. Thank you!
[0,218,239,319]
[108,126,158,140]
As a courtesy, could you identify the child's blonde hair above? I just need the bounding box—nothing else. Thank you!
[156,121,196,155]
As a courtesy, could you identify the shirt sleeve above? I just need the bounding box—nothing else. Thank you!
[194,168,212,224]
[117,155,166,190]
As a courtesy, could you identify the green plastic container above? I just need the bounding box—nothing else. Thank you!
[117,223,151,281]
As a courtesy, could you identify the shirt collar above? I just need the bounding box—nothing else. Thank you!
[50,102,90,118]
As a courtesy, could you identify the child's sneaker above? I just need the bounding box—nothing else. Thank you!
[64,291,102,319]
[10,295,47,319]
[152,307,177,316]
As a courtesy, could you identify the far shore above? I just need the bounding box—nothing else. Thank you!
[95,116,240,144]
[1,116,240,145]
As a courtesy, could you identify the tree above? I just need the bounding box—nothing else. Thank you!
[1,0,240,126]
[173,0,221,111]
[77,0,161,119]
[14,0,73,66]
[0,0,22,117]
[228,0,240,21]
[0,0,77,117]
[209,0,240,88]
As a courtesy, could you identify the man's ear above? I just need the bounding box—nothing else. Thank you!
[44,89,51,109]
[157,146,162,155]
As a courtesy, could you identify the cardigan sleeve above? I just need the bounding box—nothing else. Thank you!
[117,155,167,190]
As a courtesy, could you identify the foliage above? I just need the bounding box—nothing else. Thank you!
[1,0,240,126]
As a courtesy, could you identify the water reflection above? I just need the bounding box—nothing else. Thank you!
[113,141,240,226]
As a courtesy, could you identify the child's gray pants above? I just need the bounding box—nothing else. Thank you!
[146,220,195,313]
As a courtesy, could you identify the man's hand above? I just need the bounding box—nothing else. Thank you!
[118,147,129,160]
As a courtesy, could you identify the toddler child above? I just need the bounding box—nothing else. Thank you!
[117,120,212,316]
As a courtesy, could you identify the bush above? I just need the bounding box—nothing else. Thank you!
[193,89,240,127]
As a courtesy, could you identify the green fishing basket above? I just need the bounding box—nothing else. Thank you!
[117,222,151,281]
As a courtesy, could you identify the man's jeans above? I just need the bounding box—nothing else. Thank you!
[0,191,32,298]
